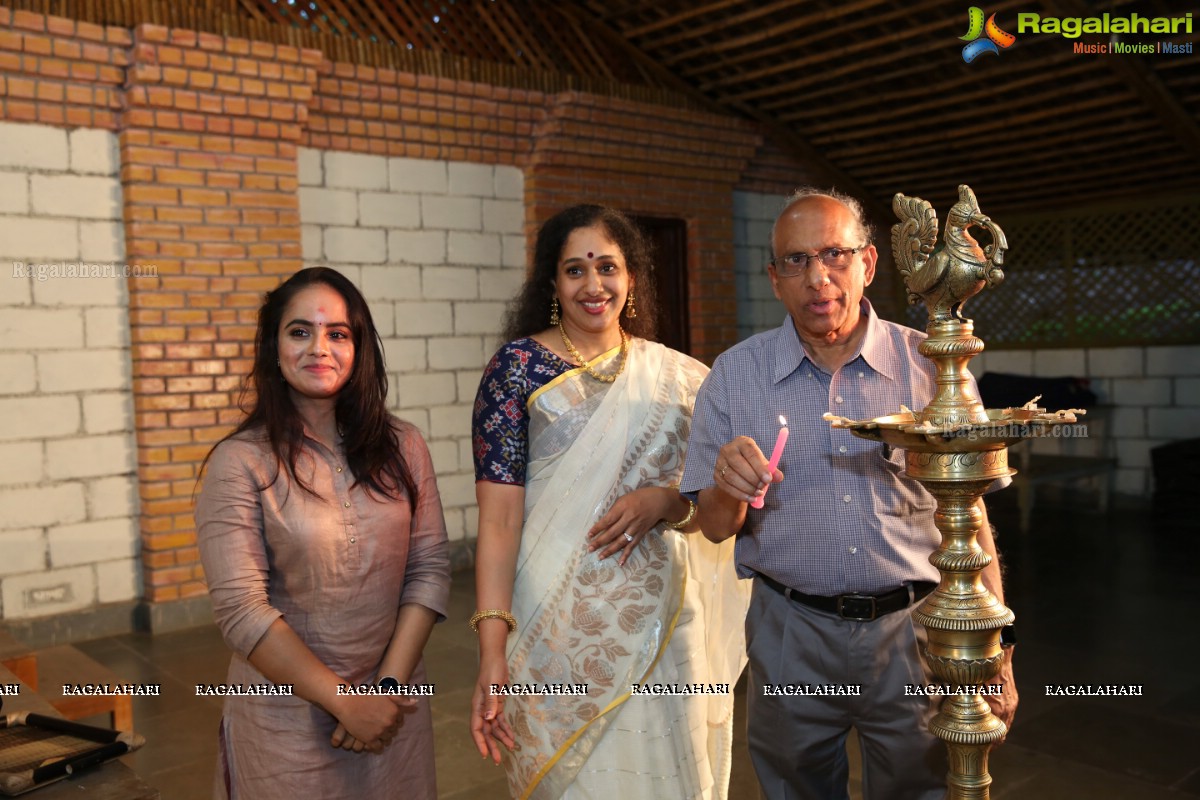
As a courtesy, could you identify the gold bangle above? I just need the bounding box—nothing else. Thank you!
[667,498,697,530]
[469,609,517,634]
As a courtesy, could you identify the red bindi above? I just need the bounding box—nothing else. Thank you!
[587,252,594,259]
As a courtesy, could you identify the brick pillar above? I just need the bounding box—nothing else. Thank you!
[122,24,320,628]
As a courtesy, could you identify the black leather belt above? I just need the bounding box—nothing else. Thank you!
[759,574,936,622]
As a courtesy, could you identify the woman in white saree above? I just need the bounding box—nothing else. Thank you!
[469,205,749,799]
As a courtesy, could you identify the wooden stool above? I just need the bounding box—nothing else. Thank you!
[33,645,134,732]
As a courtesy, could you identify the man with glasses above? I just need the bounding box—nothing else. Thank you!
[680,187,1016,799]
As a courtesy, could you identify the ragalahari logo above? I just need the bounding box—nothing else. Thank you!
[961,7,1016,62]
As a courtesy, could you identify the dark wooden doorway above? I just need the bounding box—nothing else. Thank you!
[632,215,689,354]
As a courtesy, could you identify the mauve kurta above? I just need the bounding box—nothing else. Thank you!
[196,421,450,800]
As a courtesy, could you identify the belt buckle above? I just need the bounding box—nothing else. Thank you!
[837,594,877,621]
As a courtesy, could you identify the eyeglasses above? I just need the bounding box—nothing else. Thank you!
[770,246,865,277]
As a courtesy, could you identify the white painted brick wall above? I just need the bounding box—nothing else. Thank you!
[389,230,446,265]
[1085,347,1143,377]
[453,302,506,336]
[0,123,69,170]
[301,224,322,259]
[0,353,37,394]
[501,233,525,268]
[483,200,522,233]
[426,336,484,370]
[448,163,495,197]
[30,174,120,219]
[87,476,136,521]
[32,271,124,307]
[80,220,124,262]
[982,350,1034,375]
[1147,345,1200,376]
[361,265,422,300]
[1,564,96,619]
[447,232,498,267]
[359,192,420,229]
[0,484,87,529]
[0,121,137,622]
[1033,348,1086,377]
[1178,378,1200,407]
[68,129,118,175]
[38,349,127,393]
[45,434,134,481]
[297,147,323,187]
[0,172,28,214]
[422,196,481,230]
[428,405,474,440]
[480,269,524,301]
[1111,378,1171,406]
[47,518,139,567]
[0,529,46,576]
[427,439,459,473]
[299,188,357,226]
[85,307,130,348]
[733,190,787,340]
[494,167,522,200]
[389,157,447,194]
[393,302,453,337]
[304,151,526,542]
[0,217,80,260]
[983,346,1200,500]
[324,151,388,191]
[0,395,81,441]
[423,266,479,300]
[96,557,140,604]
[324,227,386,263]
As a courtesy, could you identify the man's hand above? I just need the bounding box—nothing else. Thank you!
[713,436,783,503]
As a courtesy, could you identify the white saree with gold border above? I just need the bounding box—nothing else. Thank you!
[505,338,750,800]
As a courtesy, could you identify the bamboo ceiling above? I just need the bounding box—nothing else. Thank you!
[9,0,1199,214]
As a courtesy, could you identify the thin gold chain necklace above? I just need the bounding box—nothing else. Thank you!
[558,322,628,383]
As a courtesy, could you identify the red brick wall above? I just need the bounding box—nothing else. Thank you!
[529,93,760,364]
[0,7,787,607]
[122,25,321,602]
[0,6,126,127]
[305,64,545,163]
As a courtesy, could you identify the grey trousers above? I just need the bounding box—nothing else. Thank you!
[745,578,947,800]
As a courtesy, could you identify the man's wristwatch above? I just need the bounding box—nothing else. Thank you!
[379,676,400,691]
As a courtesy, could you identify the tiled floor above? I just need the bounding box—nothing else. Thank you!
[66,492,1199,798]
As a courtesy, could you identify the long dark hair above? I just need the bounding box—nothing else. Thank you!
[203,267,417,506]
[502,204,659,341]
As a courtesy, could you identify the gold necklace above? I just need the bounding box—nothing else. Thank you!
[558,322,628,383]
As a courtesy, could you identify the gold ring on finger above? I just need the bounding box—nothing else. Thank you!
[720,465,728,478]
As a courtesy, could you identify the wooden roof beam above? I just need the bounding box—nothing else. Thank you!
[1045,0,1200,160]
[834,99,1140,169]
[663,0,888,67]
[631,0,795,50]
[683,0,950,81]
[775,50,1078,120]
[810,75,1119,145]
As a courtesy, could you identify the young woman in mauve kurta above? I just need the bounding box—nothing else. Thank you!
[196,266,450,799]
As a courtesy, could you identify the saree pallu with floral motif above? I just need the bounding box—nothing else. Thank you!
[505,338,749,800]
